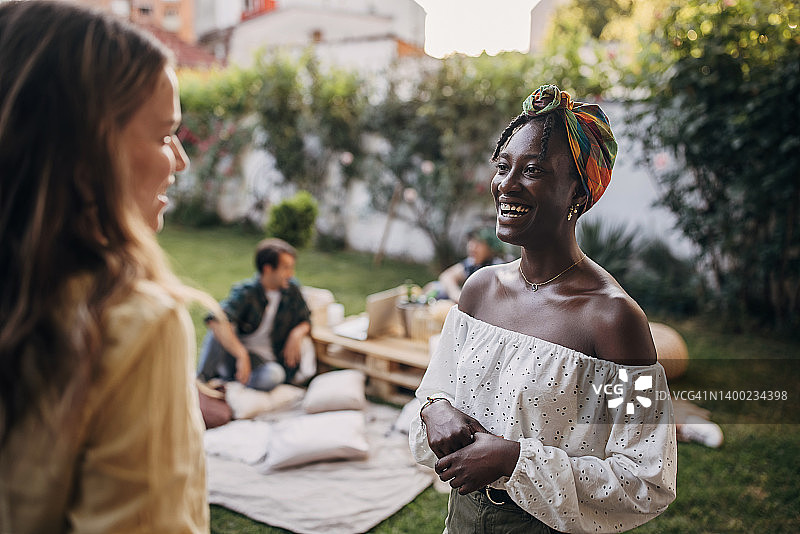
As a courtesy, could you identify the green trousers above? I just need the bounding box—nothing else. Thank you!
[444,488,564,534]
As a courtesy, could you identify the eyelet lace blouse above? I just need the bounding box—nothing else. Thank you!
[410,307,677,534]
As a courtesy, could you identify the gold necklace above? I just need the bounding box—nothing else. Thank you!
[518,254,586,292]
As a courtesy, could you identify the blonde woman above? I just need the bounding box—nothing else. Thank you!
[0,2,212,531]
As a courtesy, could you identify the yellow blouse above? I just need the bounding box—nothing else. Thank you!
[0,279,208,533]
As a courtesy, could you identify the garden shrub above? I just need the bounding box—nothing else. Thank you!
[167,196,221,228]
[315,231,347,252]
[625,238,703,317]
[265,191,318,248]
[578,219,703,317]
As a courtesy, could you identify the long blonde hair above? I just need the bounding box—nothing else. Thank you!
[0,1,210,443]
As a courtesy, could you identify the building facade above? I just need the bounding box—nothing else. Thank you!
[226,0,426,72]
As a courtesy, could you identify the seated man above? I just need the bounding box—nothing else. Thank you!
[197,238,316,390]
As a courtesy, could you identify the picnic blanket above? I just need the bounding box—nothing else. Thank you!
[205,402,433,534]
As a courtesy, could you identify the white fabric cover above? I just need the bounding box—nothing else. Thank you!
[302,369,366,414]
[225,382,305,420]
[410,306,677,534]
[203,420,272,465]
[205,403,432,534]
[263,410,369,470]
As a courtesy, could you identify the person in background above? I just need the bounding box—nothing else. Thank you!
[437,228,505,304]
[197,238,316,390]
[410,84,676,533]
[0,2,211,531]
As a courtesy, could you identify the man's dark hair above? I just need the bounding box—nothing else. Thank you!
[255,238,297,273]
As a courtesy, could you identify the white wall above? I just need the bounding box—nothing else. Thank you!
[194,0,242,39]
[343,181,436,262]
[279,0,425,46]
[215,0,243,29]
[229,7,394,67]
[528,0,565,53]
[313,38,399,73]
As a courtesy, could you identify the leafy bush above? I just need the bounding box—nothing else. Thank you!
[627,239,703,317]
[167,197,221,228]
[177,68,260,226]
[315,231,347,252]
[577,220,636,281]
[578,220,702,316]
[265,191,318,248]
[628,0,800,330]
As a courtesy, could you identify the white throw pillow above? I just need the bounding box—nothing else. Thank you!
[225,382,305,420]
[203,420,272,465]
[262,410,369,470]
[391,397,421,434]
[302,369,367,414]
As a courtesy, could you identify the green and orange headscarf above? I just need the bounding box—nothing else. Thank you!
[522,84,617,210]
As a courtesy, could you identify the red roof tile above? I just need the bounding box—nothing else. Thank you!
[145,26,219,69]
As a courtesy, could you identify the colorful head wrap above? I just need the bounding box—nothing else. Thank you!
[521,84,617,209]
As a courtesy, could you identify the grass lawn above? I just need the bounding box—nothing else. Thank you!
[159,225,800,534]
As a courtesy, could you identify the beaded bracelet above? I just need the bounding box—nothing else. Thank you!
[419,396,448,420]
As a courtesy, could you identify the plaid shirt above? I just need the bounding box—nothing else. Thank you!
[211,275,310,364]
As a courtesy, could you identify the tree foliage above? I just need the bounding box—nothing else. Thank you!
[543,0,675,96]
[250,53,305,187]
[364,54,540,267]
[630,0,800,329]
[178,53,367,228]
[548,0,634,41]
[251,52,367,194]
[578,220,702,317]
[174,68,261,224]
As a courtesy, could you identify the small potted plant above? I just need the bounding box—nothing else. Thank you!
[397,280,427,337]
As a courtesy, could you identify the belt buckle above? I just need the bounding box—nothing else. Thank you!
[484,486,506,506]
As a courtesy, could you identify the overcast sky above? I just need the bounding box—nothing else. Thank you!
[413,0,539,57]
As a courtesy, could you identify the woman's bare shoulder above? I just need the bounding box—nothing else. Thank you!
[585,273,656,366]
[457,261,516,316]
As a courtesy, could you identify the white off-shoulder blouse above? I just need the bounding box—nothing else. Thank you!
[410,307,677,534]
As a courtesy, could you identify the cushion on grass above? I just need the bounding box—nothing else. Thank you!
[302,369,366,414]
[204,420,272,464]
[262,410,369,470]
[649,322,689,380]
[225,382,305,420]
[391,397,421,434]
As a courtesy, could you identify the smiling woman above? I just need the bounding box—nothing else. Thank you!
[120,65,189,231]
[0,2,211,532]
[410,85,677,534]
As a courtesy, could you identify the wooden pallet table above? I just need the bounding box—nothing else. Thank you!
[311,324,431,404]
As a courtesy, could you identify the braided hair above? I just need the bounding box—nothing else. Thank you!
[492,112,554,163]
